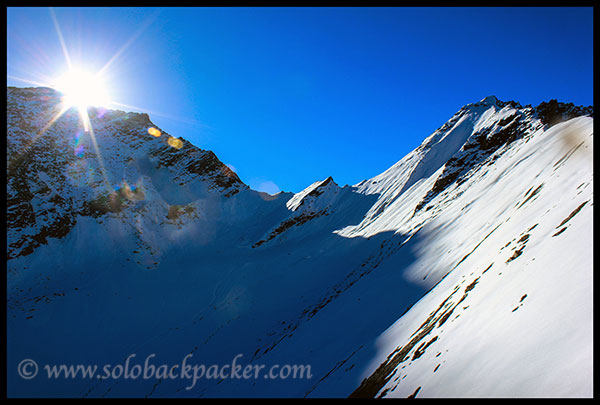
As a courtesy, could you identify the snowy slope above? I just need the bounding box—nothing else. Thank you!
[6,88,593,398]
[348,116,593,398]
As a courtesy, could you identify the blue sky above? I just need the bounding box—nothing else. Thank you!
[7,7,593,194]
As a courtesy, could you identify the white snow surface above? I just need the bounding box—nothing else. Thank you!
[6,88,593,398]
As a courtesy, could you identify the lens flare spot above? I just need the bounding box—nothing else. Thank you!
[74,131,86,157]
[167,137,183,149]
[75,144,85,158]
[148,127,161,137]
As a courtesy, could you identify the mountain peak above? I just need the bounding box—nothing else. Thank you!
[480,95,498,105]
[456,95,503,114]
[286,176,340,212]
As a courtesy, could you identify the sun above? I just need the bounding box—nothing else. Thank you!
[53,68,111,111]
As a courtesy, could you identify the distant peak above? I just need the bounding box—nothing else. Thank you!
[480,95,498,105]
[286,176,340,211]
[320,176,336,187]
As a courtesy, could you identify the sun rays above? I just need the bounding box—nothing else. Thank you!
[53,68,111,112]
[8,7,205,200]
[7,8,159,193]
[9,7,201,143]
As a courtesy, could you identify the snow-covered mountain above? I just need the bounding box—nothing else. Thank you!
[6,87,593,398]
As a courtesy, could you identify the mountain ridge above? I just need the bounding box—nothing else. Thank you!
[6,86,593,398]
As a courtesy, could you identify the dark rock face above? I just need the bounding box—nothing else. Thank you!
[252,210,327,248]
[185,150,243,192]
[496,99,524,109]
[535,99,593,128]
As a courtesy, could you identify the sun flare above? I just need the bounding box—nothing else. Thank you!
[53,68,111,110]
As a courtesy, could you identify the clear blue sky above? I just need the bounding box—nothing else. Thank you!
[7,7,593,194]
